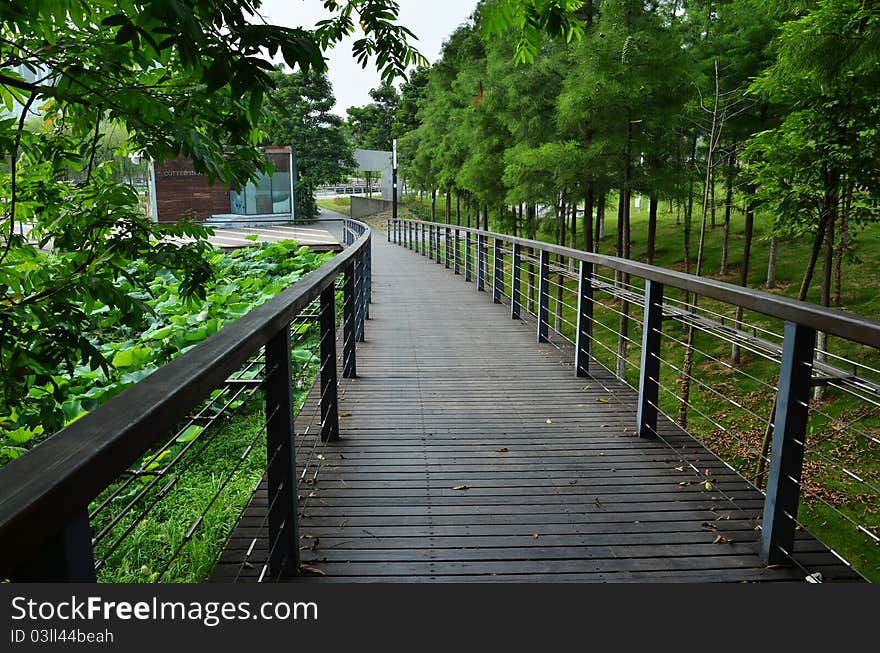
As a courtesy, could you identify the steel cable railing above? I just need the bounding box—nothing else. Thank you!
[391,217,880,581]
[0,218,372,583]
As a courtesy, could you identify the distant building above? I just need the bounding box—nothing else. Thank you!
[148,146,295,223]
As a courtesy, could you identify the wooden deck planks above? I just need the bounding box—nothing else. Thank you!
[211,232,860,583]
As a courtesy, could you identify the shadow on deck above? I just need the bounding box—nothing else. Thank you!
[211,234,859,583]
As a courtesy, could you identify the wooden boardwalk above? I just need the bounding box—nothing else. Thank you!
[212,233,860,583]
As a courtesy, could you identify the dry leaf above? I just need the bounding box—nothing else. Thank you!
[308,491,318,498]
[340,412,351,417]
[568,479,578,485]
[596,398,610,404]
[316,453,325,461]
[545,419,553,424]
[495,447,509,453]
[533,533,540,539]
[704,480,713,491]
[452,485,469,491]
[678,482,688,486]
[339,453,346,459]
[701,522,717,532]
[712,535,730,545]
[674,466,685,472]
[299,564,326,576]
[594,497,602,506]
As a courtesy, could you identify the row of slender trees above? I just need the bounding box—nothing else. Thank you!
[393,0,880,316]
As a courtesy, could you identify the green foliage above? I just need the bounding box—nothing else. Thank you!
[262,69,355,219]
[0,0,420,459]
[0,241,332,463]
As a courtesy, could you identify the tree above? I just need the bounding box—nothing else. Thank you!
[0,0,421,437]
[346,82,401,151]
[262,69,355,218]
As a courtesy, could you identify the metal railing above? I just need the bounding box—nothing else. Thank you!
[390,217,880,578]
[0,218,371,582]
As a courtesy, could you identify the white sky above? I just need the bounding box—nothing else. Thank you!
[258,0,478,116]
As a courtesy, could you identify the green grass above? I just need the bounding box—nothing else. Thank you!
[398,194,880,581]
[316,196,351,216]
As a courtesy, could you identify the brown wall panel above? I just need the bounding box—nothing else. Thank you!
[154,156,230,223]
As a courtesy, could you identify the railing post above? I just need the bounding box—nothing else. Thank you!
[356,250,366,343]
[761,322,816,565]
[636,280,664,437]
[493,237,503,303]
[429,225,434,260]
[436,226,442,264]
[465,231,472,282]
[387,220,390,242]
[477,234,486,292]
[264,324,300,576]
[421,224,426,256]
[511,243,522,319]
[343,262,356,378]
[453,228,461,275]
[410,222,414,250]
[319,285,340,442]
[575,260,594,377]
[11,510,96,581]
[444,226,451,269]
[537,249,549,342]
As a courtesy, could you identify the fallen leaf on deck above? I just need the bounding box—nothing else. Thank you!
[533,533,540,539]
[452,485,469,491]
[594,497,602,506]
[674,466,685,472]
[569,479,578,485]
[545,419,553,424]
[308,491,318,498]
[340,413,351,417]
[701,522,717,531]
[316,454,325,461]
[310,538,320,550]
[704,481,713,491]
[596,398,609,404]
[339,453,346,459]
[299,564,326,576]
[712,535,730,545]
[495,447,509,453]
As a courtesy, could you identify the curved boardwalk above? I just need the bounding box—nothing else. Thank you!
[212,231,859,583]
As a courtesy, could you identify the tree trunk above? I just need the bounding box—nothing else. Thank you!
[595,192,605,249]
[833,185,851,307]
[431,188,436,222]
[732,196,754,364]
[482,203,488,231]
[766,237,778,288]
[444,190,451,224]
[584,185,594,252]
[455,193,460,226]
[815,189,837,401]
[646,192,658,265]
[720,164,733,275]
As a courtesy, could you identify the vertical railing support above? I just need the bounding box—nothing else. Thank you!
[356,251,366,343]
[511,243,522,319]
[537,249,549,342]
[319,286,339,442]
[343,262,357,379]
[465,231,472,282]
[761,322,816,565]
[436,226,442,264]
[264,324,300,577]
[636,280,664,437]
[477,234,486,291]
[11,510,97,581]
[454,228,461,275]
[575,260,594,377]
[365,236,371,319]
[444,227,451,269]
[493,237,503,303]
[429,225,435,260]
[386,220,390,242]
[421,224,426,256]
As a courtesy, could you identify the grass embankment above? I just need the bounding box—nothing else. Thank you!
[316,196,351,216]
[397,195,880,581]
